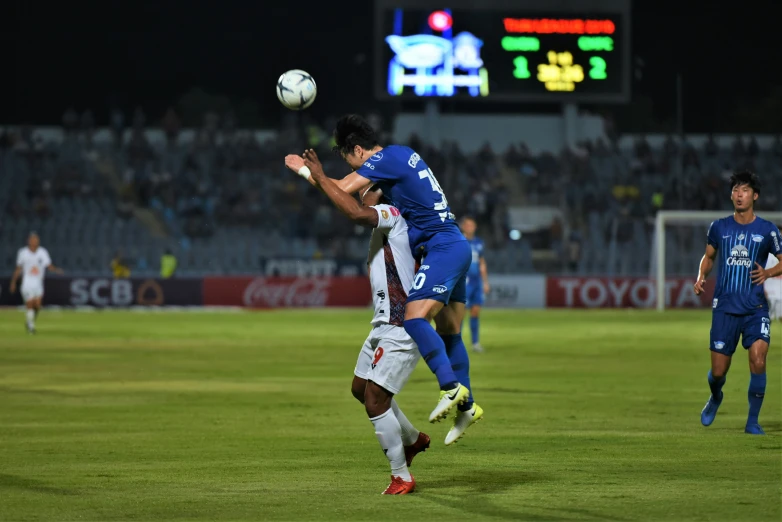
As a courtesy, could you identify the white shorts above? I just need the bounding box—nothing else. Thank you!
[21,282,44,303]
[769,299,782,320]
[354,324,420,395]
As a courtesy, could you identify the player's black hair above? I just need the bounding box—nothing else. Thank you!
[730,170,761,195]
[333,114,379,156]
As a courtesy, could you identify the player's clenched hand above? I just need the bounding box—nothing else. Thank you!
[693,278,706,295]
[751,263,769,285]
[302,149,325,178]
[284,154,305,174]
[483,282,491,295]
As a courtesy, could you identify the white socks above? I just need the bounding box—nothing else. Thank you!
[26,309,35,329]
[391,399,419,446]
[370,409,411,481]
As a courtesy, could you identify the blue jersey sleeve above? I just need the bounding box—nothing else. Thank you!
[356,153,397,184]
[770,225,782,256]
[707,221,720,249]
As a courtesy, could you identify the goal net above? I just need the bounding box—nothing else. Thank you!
[652,211,782,311]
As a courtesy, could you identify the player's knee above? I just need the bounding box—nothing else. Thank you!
[749,353,766,373]
[470,307,480,318]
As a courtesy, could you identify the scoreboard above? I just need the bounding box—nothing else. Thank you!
[374,0,631,103]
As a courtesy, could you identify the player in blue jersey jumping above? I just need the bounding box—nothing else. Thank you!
[460,217,490,353]
[285,115,483,442]
[694,171,782,435]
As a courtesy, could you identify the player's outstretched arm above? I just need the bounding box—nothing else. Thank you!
[303,156,379,228]
[48,264,64,275]
[694,244,717,295]
[284,152,371,194]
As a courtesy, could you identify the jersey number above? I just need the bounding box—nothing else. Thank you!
[413,273,426,290]
[418,168,450,222]
[761,323,770,336]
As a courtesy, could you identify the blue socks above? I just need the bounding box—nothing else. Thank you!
[469,317,479,345]
[440,334,474,411]
[747,372,766,426]
[403,318,458,390]
[708,370,726,402]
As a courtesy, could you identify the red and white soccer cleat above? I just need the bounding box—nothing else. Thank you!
[382,474,416,495]
[404,432,430,467]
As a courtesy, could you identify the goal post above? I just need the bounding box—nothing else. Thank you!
[653,211,782,312]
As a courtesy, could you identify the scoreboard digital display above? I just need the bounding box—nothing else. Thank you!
[374,0,631,103]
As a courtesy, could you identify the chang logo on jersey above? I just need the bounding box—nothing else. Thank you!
[407,153,421,168]
[727,244,752,268]
[751,234,764,243]
[370,152,383,162]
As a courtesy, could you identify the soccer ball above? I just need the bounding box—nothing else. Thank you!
[276,69,317,110]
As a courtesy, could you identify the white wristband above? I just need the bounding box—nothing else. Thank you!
[297,166,311,180]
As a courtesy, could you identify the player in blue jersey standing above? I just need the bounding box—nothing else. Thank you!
[460,217,490,353]
[285,115,483,443]
[694,171,782,435]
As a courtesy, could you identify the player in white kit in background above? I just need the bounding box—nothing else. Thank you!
[766,253,782,321]
[348,185,428,495]
[9,233,64,333]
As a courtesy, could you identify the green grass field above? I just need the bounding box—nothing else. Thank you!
[0,309,780,522]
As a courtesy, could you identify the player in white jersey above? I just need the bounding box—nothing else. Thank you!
[9,233,64,333]
[765,253,782,321]
[346,185,429,495]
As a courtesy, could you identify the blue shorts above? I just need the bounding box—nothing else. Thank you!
[710,309,771,356]
[466,278,484,308]
[408,240,470,305]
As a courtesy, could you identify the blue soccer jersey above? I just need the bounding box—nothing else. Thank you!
[356,145,464,253]
[467,237,484,283]
[707,216,782,314]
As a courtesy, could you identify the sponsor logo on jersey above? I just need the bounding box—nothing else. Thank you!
[738,234,746,240]
[381,209,389,220]
[433,285,448,294]
[727,244,752,268]
[713,298,718,308]
[772,231,780,251]
[376,290,386,300]
[408,153,421,168]
[390,207,400,216]
[419,265,430,271]
[363,162,375,170]
[713,341,725,351]
[751,234,764,243]
[370,152,383,162]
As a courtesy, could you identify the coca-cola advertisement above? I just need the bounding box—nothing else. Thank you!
[546,277,717,309]
[203,276,372,308]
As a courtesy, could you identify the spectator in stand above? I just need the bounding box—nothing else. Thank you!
[162,107,181,143]
[634,134,651,160]
[160,249,177,278]
[111,250,131,279]
[704,134,719,157]
[732,134,746,158]
[747,136,759,158]
[663,134,679,157]
[111,107,125,146]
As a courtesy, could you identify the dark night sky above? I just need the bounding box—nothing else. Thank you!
[4,0,781,132]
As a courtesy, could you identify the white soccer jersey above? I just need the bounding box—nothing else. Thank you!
[765,253,782,299]
[16,246,52,287]
[368,204,415,327]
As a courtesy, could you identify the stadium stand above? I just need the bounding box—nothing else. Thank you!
[2,117,782,277]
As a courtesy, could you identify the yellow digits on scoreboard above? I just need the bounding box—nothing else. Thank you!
[537,51,584,92]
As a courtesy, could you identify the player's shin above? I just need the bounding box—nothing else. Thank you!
[708,369,726,401]
[440,334,474,411]
[469,317,479,345]
[403,318,458,390]
[390,399,419,445]
[747,372,766,426]
[370,409,411,481]
[25,309,35,328]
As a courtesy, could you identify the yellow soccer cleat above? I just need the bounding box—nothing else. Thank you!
[429,384,470,423]
[445,404,484,445]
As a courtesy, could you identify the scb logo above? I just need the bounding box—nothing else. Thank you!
[70,279,133,306]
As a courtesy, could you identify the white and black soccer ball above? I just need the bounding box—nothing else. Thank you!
[276,69,317,110]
